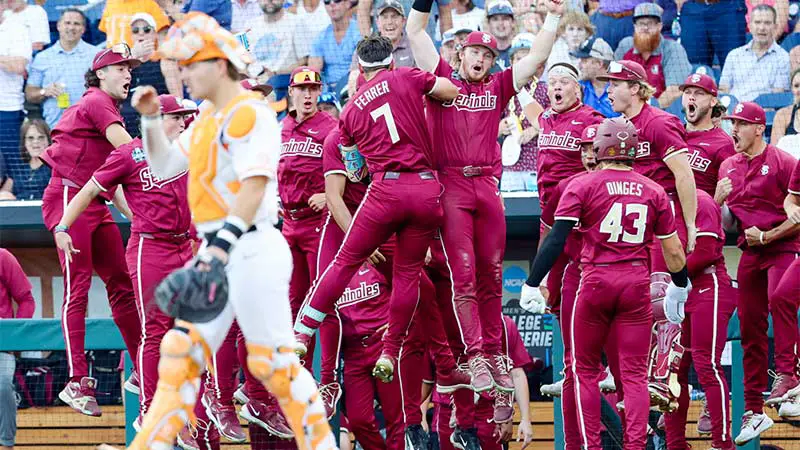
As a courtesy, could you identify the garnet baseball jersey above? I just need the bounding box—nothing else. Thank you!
[279,110,337,208]
[91,137,192,235]
[555,168,677,264]
[322,129,368,213]
[0,248,35,319]
[685,127,735,196]
[41,87,125,186]
[502,315,535,372]
[536,105,604,205]
[789,158,800,194]
[427,57,518,169]
[719,144,800,252]
[628,104,688,193]
[681,190,725,275]
[540,171,589,262]
[339,67,437,173]
[336,263,389,339]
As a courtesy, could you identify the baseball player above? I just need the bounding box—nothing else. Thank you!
[679,73,735,196]
[714,102,800,445]
[406,0,564,395]
[128,12,335,450]
[293,35,458,383]
[40,44,142,416]
[520,117,690,449]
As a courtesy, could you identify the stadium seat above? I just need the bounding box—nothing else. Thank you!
[780,31,800,53]
[718,93,739,114]
[666,97,684,122]
[691,64,715,82]
[754,92,794,110]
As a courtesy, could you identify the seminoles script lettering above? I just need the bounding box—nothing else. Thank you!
[636,141,651,158]
[442,91,497,112]
[687,149,711,172]
[140,167,187,191]
[281,137,323,158]
[537,130,581,150]
[336,281,381,308]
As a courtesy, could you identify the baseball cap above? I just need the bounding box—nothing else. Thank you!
[633,3,663,21]
[130,12,157,29]
[597,60,647,82]
[290,66,322,87]
[241,78,274,96]
[571,36,614,62]
[442,27,473,45]
[509,32,535,57]
[580,124,600,145]
[376,0,405,16]
[679,73,718,96]
[486,0,513,17]
[92,43,142,71]
[723,101,766,125]
[159,12,253,74]
[159,94,197,115]
[463,31,499,56]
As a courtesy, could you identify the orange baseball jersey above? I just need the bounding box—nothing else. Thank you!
[100,0,170,47]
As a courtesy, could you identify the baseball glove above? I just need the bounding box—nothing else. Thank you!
[155,254,229,323]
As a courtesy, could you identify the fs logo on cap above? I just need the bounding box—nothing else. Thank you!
[735,104,744,114]
[482,33,492,44]
[587,127,596,137]
[690,74,702,83]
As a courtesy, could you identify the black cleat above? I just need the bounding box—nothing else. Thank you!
[449,427,482,450]
[404,424,430,450]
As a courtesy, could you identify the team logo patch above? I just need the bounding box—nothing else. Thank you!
[131,147,147,163]
[761,164,769,175]
[691,74,702,83]
[587,127,596,138]
[735,104,744,114]
[651,65,659,75]
[482,33,492,44]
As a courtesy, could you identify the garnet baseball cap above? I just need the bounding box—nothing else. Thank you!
[376,0,405,16]
[463,31,499,56]
[679,73,718,96]
[597,60,646,82]
[159,95,197,114]
[580,124,600,145]
[486,0,513,17]
[723,101,766,125]
[241,78,274,96]
[634,2,663,21]
[571,36,614,62]
[290,66,322,87]
[92,43,141,71]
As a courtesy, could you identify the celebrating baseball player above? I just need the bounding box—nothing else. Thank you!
[521,117,689,449]
[129,12,335,450]
[40,43,142,417]
[714,102,800,445]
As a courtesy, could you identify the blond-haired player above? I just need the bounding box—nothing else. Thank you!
[126,12,335,450]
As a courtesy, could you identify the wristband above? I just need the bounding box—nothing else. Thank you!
[669,266,689,288]
[412,0,434,13]
[759,231,765,245]
[54,225,69,234]
[517,88,534,108]
[209,216,249,254]
[543,13,561,33]
[141,114,163,128]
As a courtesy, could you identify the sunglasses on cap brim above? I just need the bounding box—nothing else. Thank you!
[292,70,322,85]
[607,61,640,78]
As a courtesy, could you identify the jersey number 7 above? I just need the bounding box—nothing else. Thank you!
[600,202,648,243]
[370,103,400,144]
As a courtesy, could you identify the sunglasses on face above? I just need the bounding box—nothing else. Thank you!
[132,26,154,34]
[323,0,346,6]
[292,70,322,85]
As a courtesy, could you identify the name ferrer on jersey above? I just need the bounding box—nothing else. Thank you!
[443,91,497,112]
[281,137,323,157]
[353,81,390,111]
[336,281,382,308]
[606,181,644,197]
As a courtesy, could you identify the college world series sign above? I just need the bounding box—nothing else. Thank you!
[501,261,555,368]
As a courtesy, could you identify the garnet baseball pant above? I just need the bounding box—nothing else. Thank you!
[437,169,506,357]
[664,268,736,449]
[738,250,800,413]
[282,212,323,318]
[125,232,193,414]
[434,398,500,450]
[572,262,652,450]
[42,181,141,378]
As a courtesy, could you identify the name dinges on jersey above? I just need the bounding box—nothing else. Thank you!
[442,91,497,112]
[281,137,323,157]
[336,281,382,308]
[605,181,644,197]
[353,80,390,111]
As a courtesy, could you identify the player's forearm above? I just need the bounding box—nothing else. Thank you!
[511,367,530,422]
[141,115,189,179]
[660,234,687,273]
[764,220,800,245]
[674,164,698,230]
[685,237,718,277]
[57,183,102,229]
[328,195,354,232]
[112,188,133,220]
[407,6,439,73]
[513,13,561,87]
[231,176,268,226]
[785,193,800,218]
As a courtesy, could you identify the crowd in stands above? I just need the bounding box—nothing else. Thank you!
[1,0,800,200]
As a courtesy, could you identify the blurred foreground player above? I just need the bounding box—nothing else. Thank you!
[128,13,335,450]
[714,102,800,445]
[520,117,690,449]
[41,44,143,416]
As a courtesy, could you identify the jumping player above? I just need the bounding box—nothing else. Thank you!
[40,44,142,416]
[520,117,690,449]
[129,12,335,450]
[406,0,564,395]
[714,102,800,445]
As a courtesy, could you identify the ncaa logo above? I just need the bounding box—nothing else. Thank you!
[503,265,527,294]
[482,33,492,44]
[691,74,702,83]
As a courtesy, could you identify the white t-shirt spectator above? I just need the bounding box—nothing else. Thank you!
[447,7,485,32]
[0,15,31,111]
[720,41,791,102]
[249,13,311,74]
[295,1,331,45]
[3,5,50,49]
[231,0,264,33]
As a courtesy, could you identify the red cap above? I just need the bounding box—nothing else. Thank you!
[462,31,499,56]
[580,124,599,145]
[597,60,646,82]
[241,78,274,96]
[290,66,322,87]
[92,43,141,71]
[723,101,766,125]
[679,73,718,96]
[159,95,196,115]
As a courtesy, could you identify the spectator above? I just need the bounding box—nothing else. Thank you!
[317,91,340,118]
[4,119,52,201]
[615,2,691,107]
[0,1,30,180]
[543,9,593,80]
[358,0,451,45]
[99,0,170,47]
[485,0,515,68]
[3,0,49,52]
[589,0,645,51]
[182,0,232,29]
[747,0,790,40]
[295,0,332,45]
[250,0,311,79]
[677,0,745,68]
[26,9,96,130]
[309,0,361,91]
[446,0,484,32]
[573,36,619,117]
[231,0,264,33]
[790,45,800,72]
[0,248,36,450]
[518,0,545,33]
[770,67,800,143]
[439,27,472,64]
[720,4,791,102]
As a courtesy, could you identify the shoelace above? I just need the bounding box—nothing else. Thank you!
[768,370,788,392]
[319,383,339,405]
[494,354,513,375]
[469,355,490,373]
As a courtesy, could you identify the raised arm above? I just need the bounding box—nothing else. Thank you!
[512,0,563,89]
[407,0,442,73]
[132,86,189,179]
[665,152,698,252]
[428,77,459,101]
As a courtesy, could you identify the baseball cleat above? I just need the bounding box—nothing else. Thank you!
[436,366,473,394]
[540,378,563,397]
[734,411,773,445]
[489,354,515,393]
[778,395,800,419]
[233,384,250,404]
[467,355,494,393]
[123,371,140,395]
[599,369,617,393]
[450,427,481,450]
[177,426,199,450]
[294,333,312,358]
[201,390,247,443]
[132,414,142,432]
[404,424,429,450]
[492,390,514,423]
[372,354,395,383]
[318,382,342,420]
[648,381,678,412]
[765,373,800,406]
[696,400,712,435]
[238,399,294,439]
[59,377,102,417]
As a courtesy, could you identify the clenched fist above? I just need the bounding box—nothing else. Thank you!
[132,85,161,116]
[714,177,732,205]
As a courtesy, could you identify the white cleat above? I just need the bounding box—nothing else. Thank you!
[779,395,800,419]
[540,379,563,397]
[734,411,774,445]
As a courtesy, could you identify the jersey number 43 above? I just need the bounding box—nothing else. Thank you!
[600,202,648,244]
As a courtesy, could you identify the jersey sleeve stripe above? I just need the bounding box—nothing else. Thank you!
[553,216,579,222]
[91,176,109,192]
[696,231,720,239]
[324,169,348,178]
[662,148,689,162]
[239,168,275,180]
[540,218,553,229]
[789,189,800,195]
[656,230,678,240]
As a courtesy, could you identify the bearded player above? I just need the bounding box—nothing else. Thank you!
[128,12,335,450]
[714,102,800,445]
[520,117,690,449]
[406,0,563,397]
